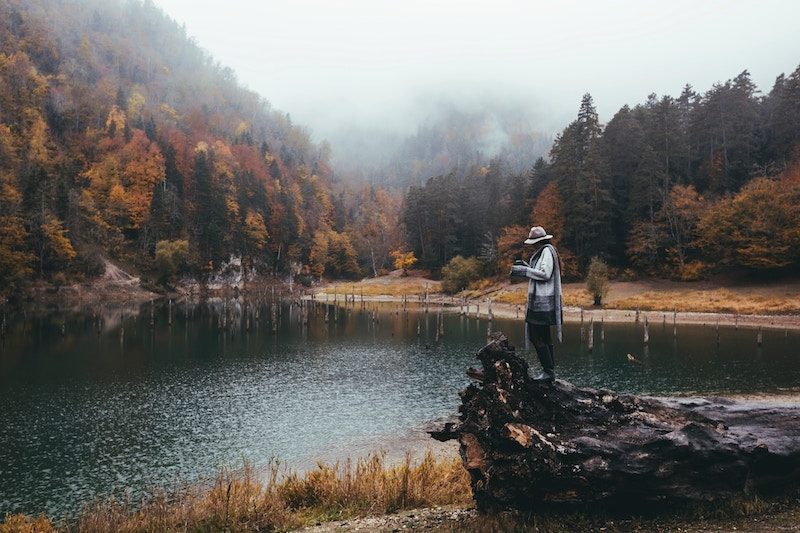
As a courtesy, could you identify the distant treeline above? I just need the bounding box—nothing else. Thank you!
[403,67,800,280]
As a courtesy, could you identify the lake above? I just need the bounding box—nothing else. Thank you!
[1,299,798,518]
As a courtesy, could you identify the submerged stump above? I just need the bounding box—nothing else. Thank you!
[430,333,800,513]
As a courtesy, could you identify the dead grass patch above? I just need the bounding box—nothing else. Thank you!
[320,278,442,298]
[609,288,800,314]
[491,285,593,308]
[2,451,469,533]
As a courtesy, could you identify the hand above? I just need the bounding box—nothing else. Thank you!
[511,264,528,277]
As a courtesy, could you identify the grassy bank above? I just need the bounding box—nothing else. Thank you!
[0,452,470,533]
[4,453,800,533]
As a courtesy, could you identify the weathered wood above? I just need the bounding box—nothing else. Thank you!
[431,333,800,513]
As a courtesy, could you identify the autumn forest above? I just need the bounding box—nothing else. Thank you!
[1,0,800,299]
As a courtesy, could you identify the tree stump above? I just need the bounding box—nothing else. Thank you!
[430,333,800,513]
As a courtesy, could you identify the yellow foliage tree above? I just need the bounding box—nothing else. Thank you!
[40,216,76,274]
[105,105,126,137]
[0,215,34,294]
[120,130,165,228]
[308,230,329,278]
[244,210,268,252]
[390,250,418,275]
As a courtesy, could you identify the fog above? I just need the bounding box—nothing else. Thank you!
[153,0,800,175]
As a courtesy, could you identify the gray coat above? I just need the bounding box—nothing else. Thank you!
[511,244,563,341]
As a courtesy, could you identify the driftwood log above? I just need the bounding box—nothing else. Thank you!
[431,333,800,512]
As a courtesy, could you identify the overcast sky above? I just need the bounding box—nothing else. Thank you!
[153,0,800,141]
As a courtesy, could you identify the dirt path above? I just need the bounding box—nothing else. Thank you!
[31,259,158,306]
[294,502,800,532]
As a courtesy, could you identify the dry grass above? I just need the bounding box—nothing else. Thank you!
[319,278,442,298]
[1,451,469,533]
[0,515,56,533]
[491,284,593,308]
[609,288,800,315]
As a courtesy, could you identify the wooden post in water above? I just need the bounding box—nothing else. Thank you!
[643,316,650,345]
[635,307,640,324]
[168,299,173,326]
[600,313,605,343]
[757,326,763,347]
[119,326,124,345]
[417,318,421,336]
[587,318,594,353]
[580,308,584,340]
[673,309,677,338]
[150,299,155,328]
[715,320,720,347]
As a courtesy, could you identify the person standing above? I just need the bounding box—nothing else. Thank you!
[510,226,563,383]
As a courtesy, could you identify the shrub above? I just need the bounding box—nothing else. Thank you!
[586,256,610,306]
[677,261,708,281]
[155,239,189,284]
[441,255,482,294]
[390,250,417,276]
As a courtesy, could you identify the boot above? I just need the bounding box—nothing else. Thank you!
[532,343,555,384]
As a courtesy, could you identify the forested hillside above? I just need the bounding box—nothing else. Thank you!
[404,69,800,280]
[0,0,403,297]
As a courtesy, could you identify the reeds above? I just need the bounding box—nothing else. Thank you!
[1,451,470,533]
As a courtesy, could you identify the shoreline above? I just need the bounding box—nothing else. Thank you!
[309,292,800,331]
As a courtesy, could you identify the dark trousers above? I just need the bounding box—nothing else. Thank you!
[527,323,552,345]
[527,323,554,373]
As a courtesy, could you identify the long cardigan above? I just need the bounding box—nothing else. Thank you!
[517,244,563,341]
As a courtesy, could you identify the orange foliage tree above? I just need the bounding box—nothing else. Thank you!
[696,175,800,270]
[529,182,580,279]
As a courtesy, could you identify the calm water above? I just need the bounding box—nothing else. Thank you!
[1,300,799,518]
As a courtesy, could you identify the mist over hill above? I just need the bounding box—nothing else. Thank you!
[328,97,553,186]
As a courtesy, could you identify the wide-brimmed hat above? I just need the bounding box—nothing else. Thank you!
[524,226,553,245]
